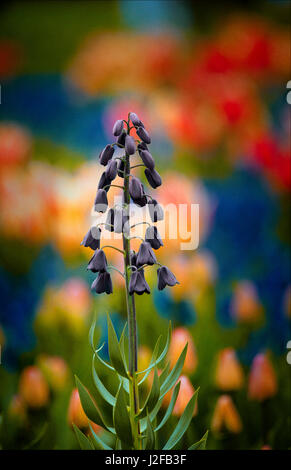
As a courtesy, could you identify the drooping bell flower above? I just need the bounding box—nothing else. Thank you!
[113,206,127,234]
[130,250,137,267]
[148,198,164,222]
[91,271,113,294]
[87,249,108,273]
[145,225,163,250]
[112,119,124,136]
[98,172,110,192]
[215,348,244,391]
[94,189,108,213]
[105,208,115,232]
[211,395,242,434]
[139,149,155,170]
[248,353,277,402]
[117,130,126,146]
[137,141,148,153]
[67,388,88,429]
[137,126,151,144]
[81,227,101,250]
[125,134,136,155]
[117,159,125,178]
[129,269,150,295]
[19,366,49,408]
[99,144,114,166]
[157,266,179,290]
[129,176,143,200]
[168,327,197,374]
[105,159,117,181]
[145,168,162,188]
[136,241,157,267]
[132,182,147,207]
[130,112,143,127]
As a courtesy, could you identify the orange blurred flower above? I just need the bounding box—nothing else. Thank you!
[215,348,244,391]
[168,327,197,374]
[0,124,31,166]
[68,388,88,429]
[37,355,70,392]
[138,345,152,378]
[230,281,263,324]
[248,353,277,402]
[19,366,49,408]
[163,375,198,417]
[211,395,242,434]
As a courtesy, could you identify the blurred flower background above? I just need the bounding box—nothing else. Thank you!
[0,0,290,450]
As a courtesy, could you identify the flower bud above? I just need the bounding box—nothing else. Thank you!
[68,388,88,429]
[168,327,197,374]
[215,348,244,391]
[157,266,179,290]
[145,226,163,250]
[129,112,143,127]
[136,241,157,267]
[37,355,69,392]
[19,366,49,408]
[91,271,113,294]
[105,159,117,181]
[139,149,155,170]
[129,176,143,200]
[117,130,126,146]
[129,269,150,295]
[81,227,101,250]
[125,135,136,155]
[211,395,242,434]
[117,159,125,178]
[112,119,124,136]
[99,144,114,166]
[132,183,147,207]
[137,126,151,144]
[94,189,108,213]
[148,199,164,222]
[98,171,110,192]
[248,353,277,402]
[138,142,148,153]
[87,249,107,273]
[145,168,162,188]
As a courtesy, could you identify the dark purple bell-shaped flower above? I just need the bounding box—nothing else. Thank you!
[137,126,151,144]
[87,249,107,273]
[94,189,108,213]
[113,207,127,234]
[129,269,150,295]
[125,135,136,155]
[145,226,163,250]
[117,159,125,178]
[98,172,110,192]
[105,159,117,181]
[91,271,113,294]
[105,208,115,232]
[136,241,157,267]
[145,168,162,188]
[81,227,101,250]
[132,182,147,207]
[130,250,137,267]
[139,150,155,170]
[157,266,179,290]
[148,199,164,223]
[138,142,148,152]
[129,112,144,127]
[99,144,114,166]
[112,119,124,136]
[129,176,143,200]
[117,130,126,146]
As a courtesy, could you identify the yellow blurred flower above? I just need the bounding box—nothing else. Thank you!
[138,345,152,379]
[37,355,70,392]
[211,395,242,434]
[215,348,244,391]
[168,327,197,374]
[19,366,50,408]
[248,353,277,402]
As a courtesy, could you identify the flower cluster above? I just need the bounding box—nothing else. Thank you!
[81,112,179,295]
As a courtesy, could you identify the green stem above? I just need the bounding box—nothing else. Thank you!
[123,120,141,449]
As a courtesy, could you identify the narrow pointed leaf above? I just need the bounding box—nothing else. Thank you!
[89,312,98,352]
[107,315,129,378]
[73,424,94,450]
[92,355,116,406]
[75,376,104,428]
[160,344,188,397]
[137,322,171,381]
[144,412,155,450]
[155,381,181,432]
[158,362,170,386]
[137,367,160,418]
[119,322,128,368]
[188,430,208,450]
[163,388,199,450]
[113,385,133,448]
[89,424,113,450]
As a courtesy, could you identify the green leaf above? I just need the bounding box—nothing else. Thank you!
[119,322,128,367]
[107,314,129,379]
[160,344,188,398]
[137,367,160,419]
[113,385,133,448]
[158,362,170,386]
[92,355,116,407]
[155,381,181,432]
[144,412,155,450]
[163,388,199,450]
[89,312,98,352]
[188,430,208,450]
[75,376,104,428]
[89,424,113,450]
[73,424,94,450]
